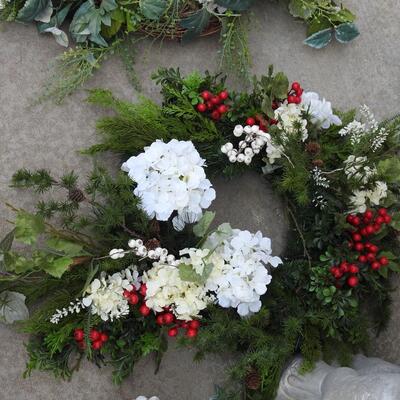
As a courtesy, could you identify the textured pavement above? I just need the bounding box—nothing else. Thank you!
[1,0,400,398]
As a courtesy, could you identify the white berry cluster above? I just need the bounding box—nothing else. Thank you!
[204,225,282,316]
[109,239,177,265]
[221,125,271,165]
[121,140,216,230]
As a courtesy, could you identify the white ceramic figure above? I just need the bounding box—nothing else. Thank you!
[276,355,400,400]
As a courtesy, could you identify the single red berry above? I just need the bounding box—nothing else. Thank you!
[373,223,382,232]
[168,327,179,337]
[188,320,201,330]
[218,90,229,100]
[352,233,362,242]
[364,210,374,220]
[156,314,165,325]
[178,321,189,329]
[330,266,339,276]
[339,262,349,273]
[206,101,214,110]
[346,214,355,224]
[287,95,297,104]
[352,216,361,226]
[218,104,228,114]
[378,208,387,217]
[89,329,100,342]
[291,82,301,92]
[293,96,301,104]
[369,244,379,253]
[74,328,84,342]
[200,90,212,101]
[365,225,375,235]
[92,340,103,350]
[162,312,175,325]
[347,276,359,287]
[139,304,151,317]
[246,117,256,126]
[360,228,368,236]
[371,261,381,270]
[139,284,147,297]
[349,264,359,274]
[186,328,198,338]
[211,96,221,105]
[129,293,139,305]
[375,216,384,224]
[366,253,376,262]
[196,103,207,113]
[384,214,392,224]
[354,242,364,252]
[296,88,304,96]
[379,256,389,266]
[211,110,221,120]
[358,255,367,263]
[100,333,109,342]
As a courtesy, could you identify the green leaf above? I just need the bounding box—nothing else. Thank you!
[377,157,400,183]
[262,95,274,119]
[215,0,255,11]
[271,72,289,100]
[388,262,400,273]
[390,213,400,231]
[307,16,332,36]
[43,256,73,278]
[288,0,315,19]
[179,263,212,285]
[181,8,211,42]
[46,238,85,256]
[0,291,29,324]
[14,211,45,245]
[17,0,49,22]
[334,22,359,43]
[139,0,166,21]
[303,28,332,49]
[378,266,389,278]
[193,211,216,237]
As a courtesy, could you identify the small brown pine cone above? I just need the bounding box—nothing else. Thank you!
[305,141,321,155]
[312,159,324,168]
[245,368,262,391]
[68,188,85,203]
[145,238,161,250]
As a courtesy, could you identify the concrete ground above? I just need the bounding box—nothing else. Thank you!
[1,0,400,398]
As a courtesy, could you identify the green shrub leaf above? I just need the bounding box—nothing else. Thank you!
[304,28,332,49]
[139,0,166,20]
[17,0,49,22]
[181,8,211,42]
[334,23,360,44]
[193,211,215,237]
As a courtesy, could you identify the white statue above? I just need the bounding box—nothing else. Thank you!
[276,355,400,400]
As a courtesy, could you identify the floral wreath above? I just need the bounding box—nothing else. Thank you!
[1,67,400,399]
[1,0,359,103]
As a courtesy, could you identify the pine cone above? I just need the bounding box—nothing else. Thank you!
[68,188,85,203]
[305,141,321,155]
[312,159,324,168]
[149,218,161,237]
[245,368,261,391]
[145,238,161,250]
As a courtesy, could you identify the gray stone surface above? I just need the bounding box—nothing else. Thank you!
[1,0,400,398]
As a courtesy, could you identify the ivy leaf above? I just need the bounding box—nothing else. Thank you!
[193,211,215,237]
[139,0,166,21]
[303,28,332,49]
[181,8,210,42]
[14,211,45,245]
[17,0,49,22]
[215,0,254,11]
[43,256,73,278]
[334,22,359,43]
[0,291,29,324]
[288,0,315,19]
[271,72,289,100]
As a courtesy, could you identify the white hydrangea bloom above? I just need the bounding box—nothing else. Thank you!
[274,103,308,141]
[143,263,213,321]
[204,225,282,317]
[82,267,141,321]
[349,181,388,213]
[265,141,284,164]
[122,140,216,230]
[301,91,342,129]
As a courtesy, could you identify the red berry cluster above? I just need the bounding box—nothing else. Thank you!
[155,308,201,338]
[123,283,152,317]
[287,81,303,104]
[74,328,109,350]
[197,90,229,121]
[330,208,392,288]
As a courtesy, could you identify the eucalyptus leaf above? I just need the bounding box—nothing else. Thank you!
[193,211,215,237]
[139,0,166,21]
[17,0,49,22]
[215,0,254,11]
[334,22,359,43]
[303,28,332,49]
[181,8,210,42]
[0,291,29,324]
